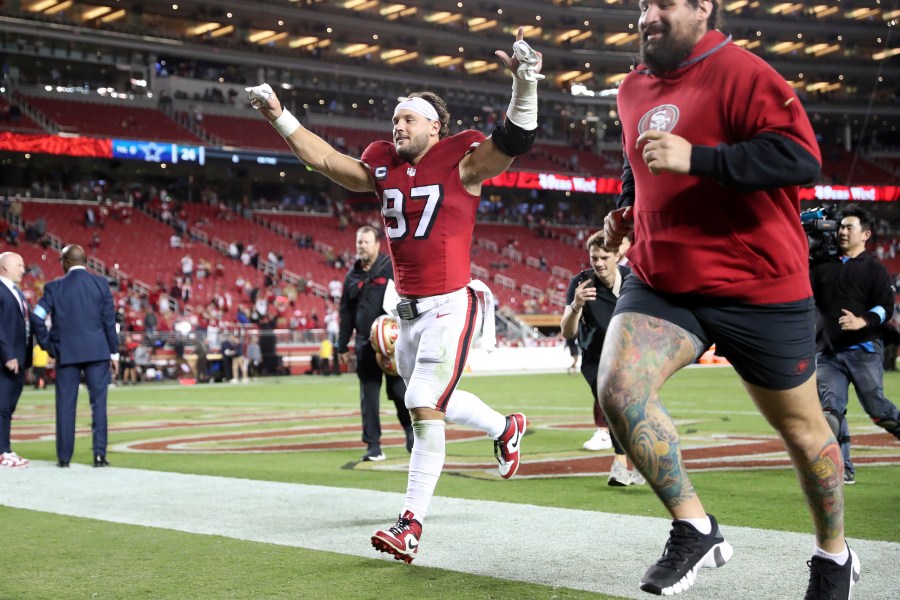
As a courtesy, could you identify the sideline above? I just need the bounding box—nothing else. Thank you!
[1,463,896,599]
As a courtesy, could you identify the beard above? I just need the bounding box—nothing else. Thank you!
[639,25,700,74]
[395,130,430,161]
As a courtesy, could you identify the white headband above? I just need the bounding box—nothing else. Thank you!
[393,97,439,122]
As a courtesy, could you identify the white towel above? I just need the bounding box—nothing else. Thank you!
[467,280,496,352]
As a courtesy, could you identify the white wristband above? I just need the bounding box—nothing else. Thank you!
[271,109,301,138]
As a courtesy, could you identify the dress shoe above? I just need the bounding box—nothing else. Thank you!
[57,460,70,468]
[93,455,110,468]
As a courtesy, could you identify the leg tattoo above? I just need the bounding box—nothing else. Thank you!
[599,314,699,510]
[799,440,844,545]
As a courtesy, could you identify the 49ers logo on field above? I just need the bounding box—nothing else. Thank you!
[638,104,680,134]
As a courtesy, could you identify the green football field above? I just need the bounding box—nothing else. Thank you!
[2,367,898,599]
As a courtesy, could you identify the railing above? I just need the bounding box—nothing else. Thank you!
[493,273,516,290]
[501,246,523,263]
[471,263,489,281]
[477,238,498,253]
[551,265,573,280]
[548,292,567,308]
[521,284,543,299]
[86,255,105,274]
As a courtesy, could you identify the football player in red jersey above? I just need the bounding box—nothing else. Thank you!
[249,28,541,563]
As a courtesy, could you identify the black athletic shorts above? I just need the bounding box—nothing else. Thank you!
[613,274,816,390]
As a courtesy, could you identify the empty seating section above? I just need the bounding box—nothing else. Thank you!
[254,212,357,252]
[475,222,585,271]
[0,96,44,133]
[197,113,287,150]
[313,125,391,156]
[24,95,203,143]
[821,147,898,185]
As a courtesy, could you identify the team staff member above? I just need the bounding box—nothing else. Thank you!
[0,252,33,469]
[812,206,900,486]
[249,26,539,564]
[337,225,413,462]
[600,0,858,597]
[561,232,645,487]
[32,244,118,468]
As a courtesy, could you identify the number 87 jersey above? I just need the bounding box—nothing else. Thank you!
[362,130,486,298]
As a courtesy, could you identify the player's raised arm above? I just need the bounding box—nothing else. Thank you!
[247,84,375,193]
[460,26,543,190]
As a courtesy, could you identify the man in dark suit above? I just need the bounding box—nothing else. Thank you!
[0,252,33,469]
[32,244,118,468]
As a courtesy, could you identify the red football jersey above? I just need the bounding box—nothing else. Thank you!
[361,130,485,297]
[618,30,819,304]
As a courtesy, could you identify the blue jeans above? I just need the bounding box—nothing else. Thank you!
[816,343,900,475]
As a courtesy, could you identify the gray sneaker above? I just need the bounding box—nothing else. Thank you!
[608,461,630,486]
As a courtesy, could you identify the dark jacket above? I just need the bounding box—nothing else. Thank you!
[0,283,33,371]
[811,251,896,353]
[32,267,118,365]
[337,254,394,354]
[565,264,631,361]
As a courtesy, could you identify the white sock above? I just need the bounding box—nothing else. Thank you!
[678,516,712,535]
[404,420,445,521]
[444,390,507,439]
[814,544,849,565]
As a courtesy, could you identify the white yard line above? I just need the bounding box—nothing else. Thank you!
[2,463,896,599]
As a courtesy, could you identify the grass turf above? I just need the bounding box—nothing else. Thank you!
[4,367,898,598]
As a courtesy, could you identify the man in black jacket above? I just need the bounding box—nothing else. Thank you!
[811,206,900,485]
[560,231,645,487]
[338,226,413,461]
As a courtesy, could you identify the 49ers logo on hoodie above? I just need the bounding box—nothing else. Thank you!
[638,104,680,134]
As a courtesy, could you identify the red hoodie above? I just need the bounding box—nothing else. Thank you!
[618,30,820,304]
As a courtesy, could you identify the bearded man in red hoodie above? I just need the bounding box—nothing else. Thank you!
[600,1,860,598]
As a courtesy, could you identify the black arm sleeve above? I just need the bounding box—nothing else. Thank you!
[616,151,635,209]
[689,132,821,192]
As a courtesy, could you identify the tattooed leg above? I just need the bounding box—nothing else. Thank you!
[743,376,845,553]
[597,312,704,517]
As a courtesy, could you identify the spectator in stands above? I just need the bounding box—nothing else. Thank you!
[90,231,101,250]
[144,304,159,335]
[811,206,900,486]
[228,241,240,260]
[170,232,183,249]
[600,1,856,596]
[328,276,342,304]
[196,258,211,280]
[181,254,194,280]
[560,231,645,486]
[85,206,97,228]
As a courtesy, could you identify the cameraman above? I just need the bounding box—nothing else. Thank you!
[811,206,900,485]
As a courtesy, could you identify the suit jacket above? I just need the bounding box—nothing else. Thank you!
[0,283,33,372]
[33,268,118,366]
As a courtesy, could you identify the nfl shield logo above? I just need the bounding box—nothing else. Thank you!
[407,167,416,176]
